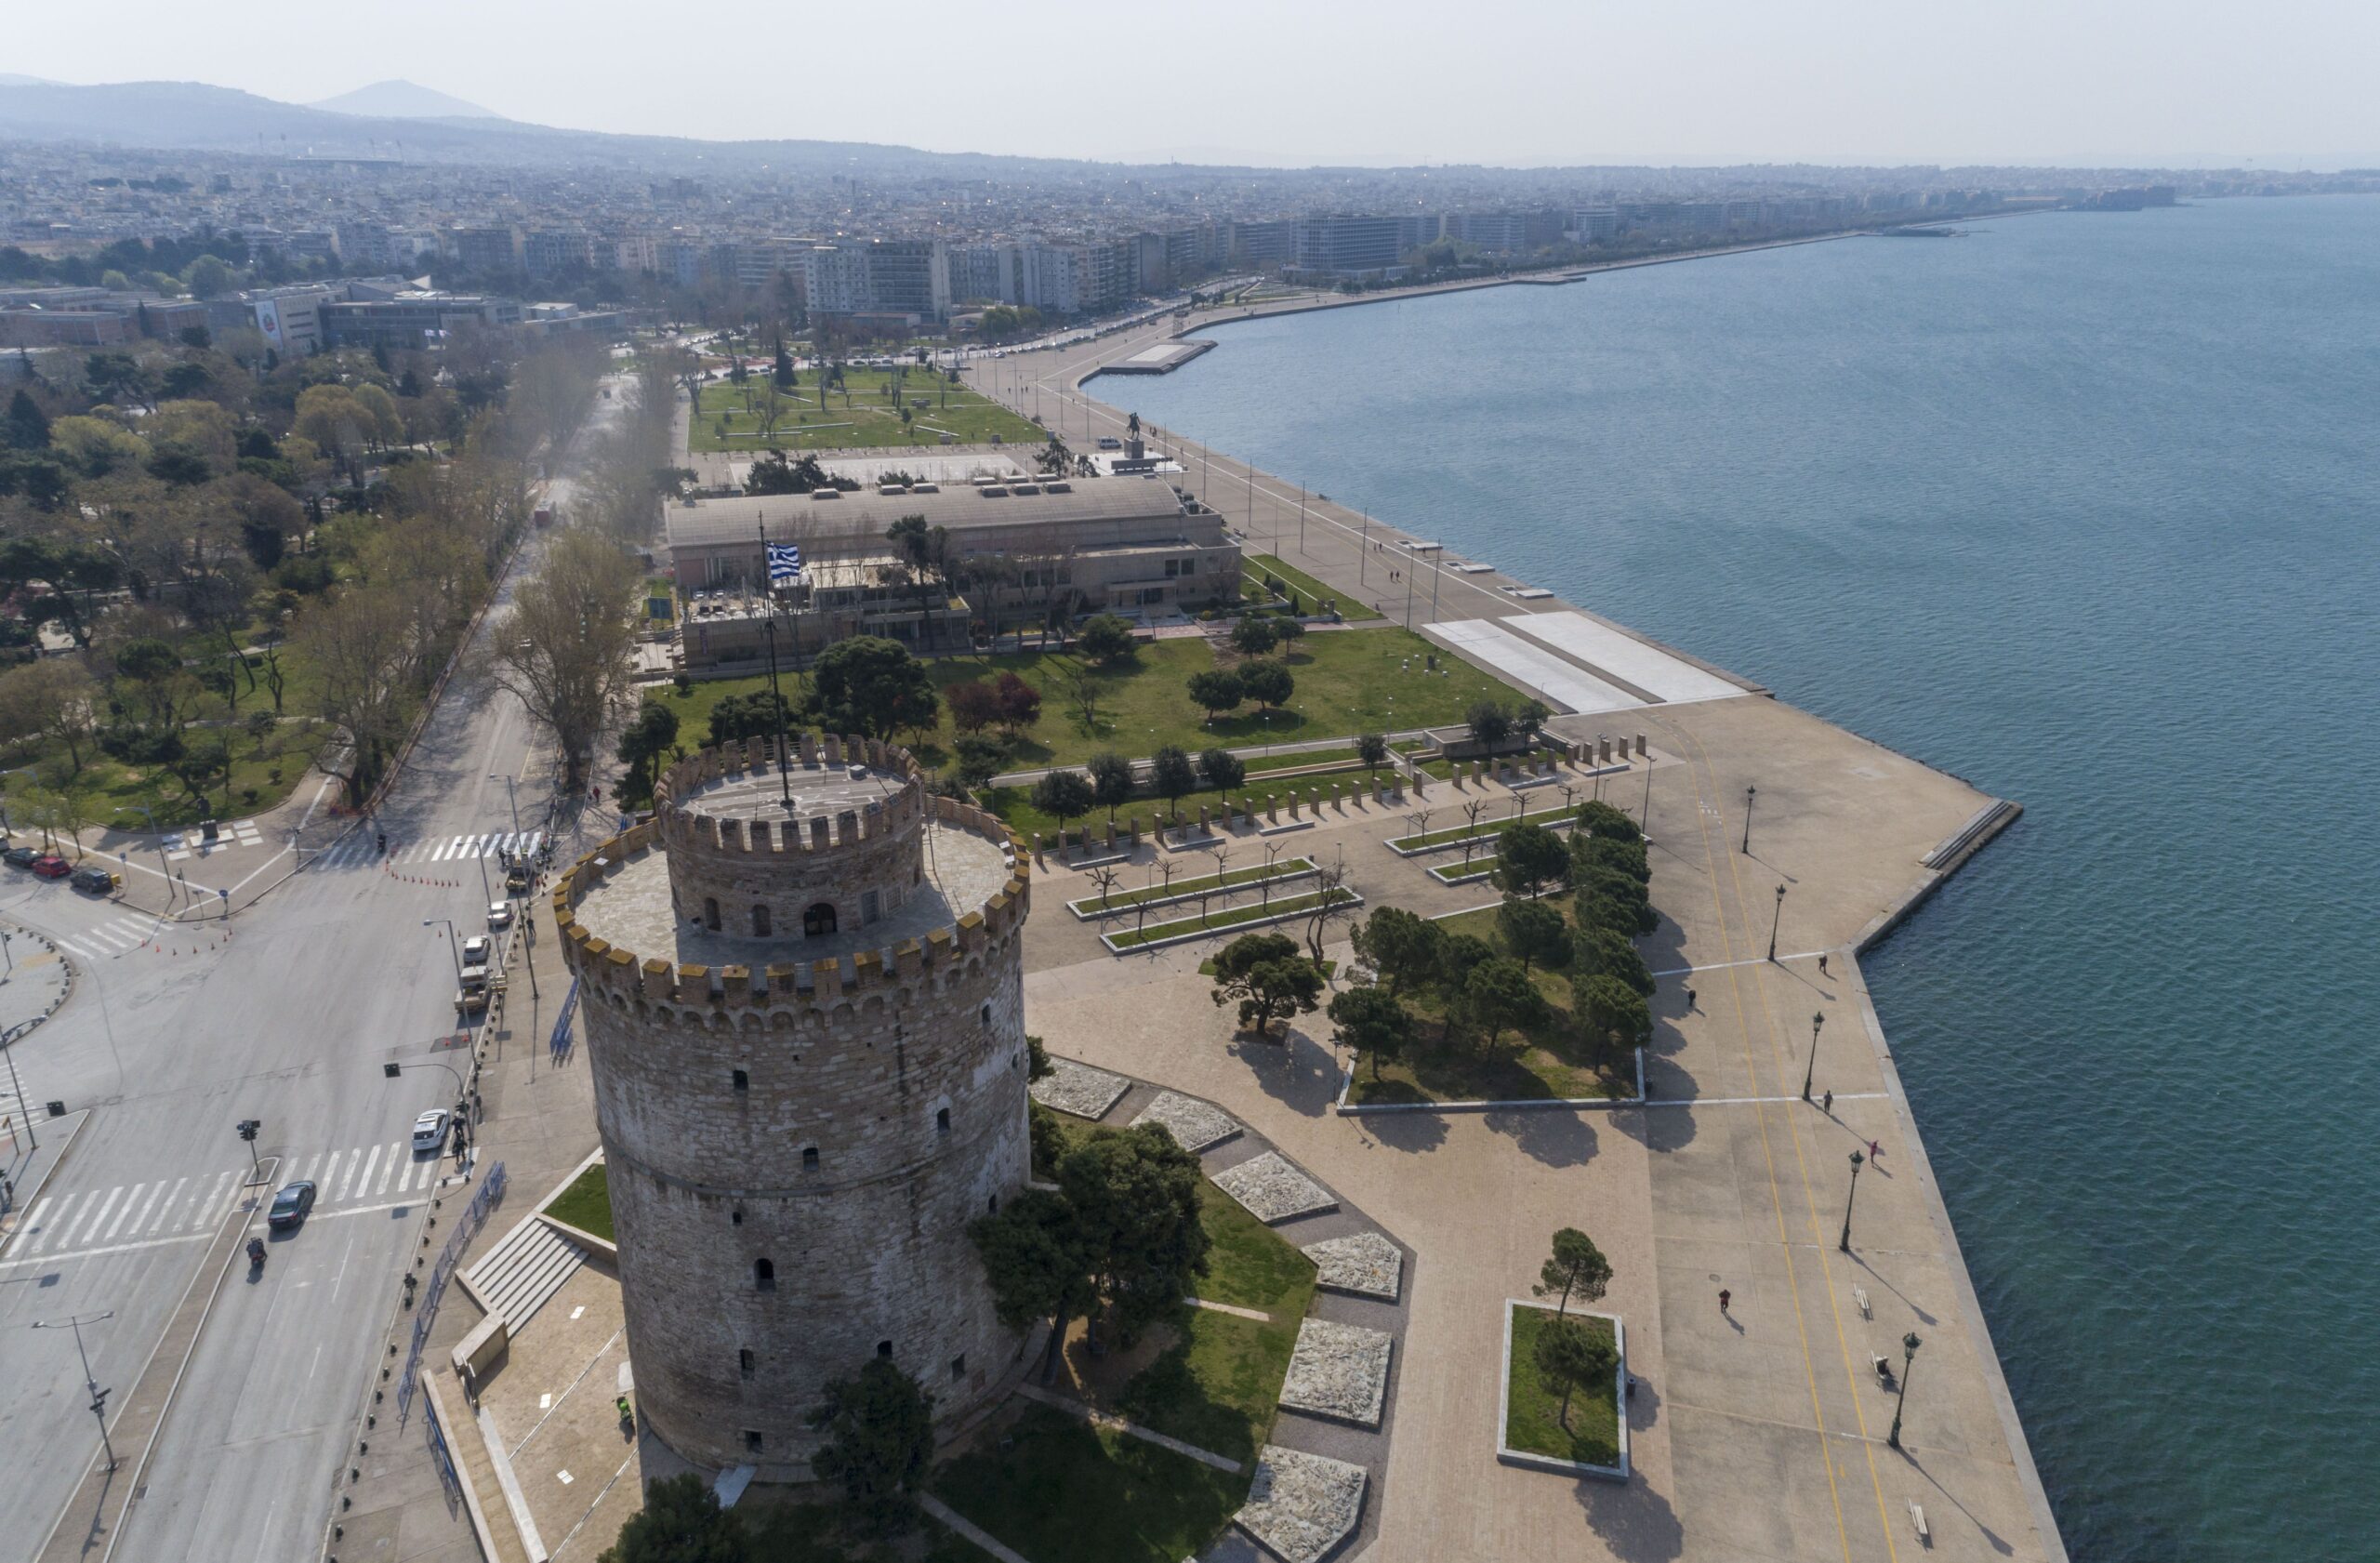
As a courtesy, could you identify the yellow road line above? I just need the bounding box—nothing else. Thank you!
[1683,722,1902,1563]
[1653,722,1858,1563]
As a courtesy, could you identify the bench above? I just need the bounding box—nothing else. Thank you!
[1910,1502,1930,1543]
[1855,1286,1872,1318]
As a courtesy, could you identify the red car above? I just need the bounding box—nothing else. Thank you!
[29,854,72,879]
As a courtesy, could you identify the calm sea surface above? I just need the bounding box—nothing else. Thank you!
[1101,197,2380,1560]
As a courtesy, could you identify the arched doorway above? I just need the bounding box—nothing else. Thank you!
[803,902,838,937]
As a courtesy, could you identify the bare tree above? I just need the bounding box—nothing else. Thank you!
[1461,798,1489,868]
[298,583,417,806]
[1087,864,1121,915]
[488,529,642,788]
[1303,860,1355,965]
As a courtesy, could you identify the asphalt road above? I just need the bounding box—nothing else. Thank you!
[0,386,626,1563]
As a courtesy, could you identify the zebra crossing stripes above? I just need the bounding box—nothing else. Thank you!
[311,829,544,871]
[48,914,169,960]
[2,1144,452,1264]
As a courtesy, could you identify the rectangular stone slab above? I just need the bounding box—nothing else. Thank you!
[1129,1089,1242,1152]
[1234,1444,1368,1563]
[1278,1317,1394,1429]
[1028,1056,1130,1120]
[1302,1231,1404,1301]
[1211,1151,1339,1225]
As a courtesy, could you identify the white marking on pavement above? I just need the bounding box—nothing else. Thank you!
[67,1185,119,1246]
[350,1146,380,1201]
[104,1183,148,1240]
[1644,1092,1888,1108]
[147,1176,188,1234]
[1650,951,1831,978]
[0,1228,214,1270]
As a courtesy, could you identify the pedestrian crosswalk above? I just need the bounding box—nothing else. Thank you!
[312,829,545,872]
[2,1141,455,1264]
[48,913,171,961]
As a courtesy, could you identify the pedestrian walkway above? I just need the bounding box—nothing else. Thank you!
[0,1141,455,1266]
[159,818,265,860]
[44,911,170,961]
[312,829,545,871]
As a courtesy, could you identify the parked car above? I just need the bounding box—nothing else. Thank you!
[1097,436,1122,449]
[30,854,72,879]
[412,1109,451,1151]
[487,901,515,931]
[460,934,493,967]
[4,845,38,868]
[71,866,120,894]
[267,1180,317,1229]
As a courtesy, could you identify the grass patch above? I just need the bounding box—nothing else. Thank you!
[1349,900,1633,1106]
[744,1500,977,1563]
[1389,799,1578,853]
[542,1161,614,1242]
[1105,887,1358,950]
[688,370,1042,453]
[654,627,1511,775]
[1067,857,1314,913]
[934,1404,1246,1563]
[1244,553,1382,620]
[1503,1305,1621,1466]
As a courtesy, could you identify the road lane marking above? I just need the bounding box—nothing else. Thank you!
[105,1183,148,1240]
[0,1227,214,1270]
[67,1185,119,1247]
[347,1146,377,1202]
[318,1151,343,1202]
[146,1176,188,1234]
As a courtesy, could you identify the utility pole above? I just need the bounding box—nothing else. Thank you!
[33,1312,117,1471]
[2,1014,34,1151]
[1839,1149,1865,1252]
[1767,882,1786,962]
[1800,1011,1825,1102]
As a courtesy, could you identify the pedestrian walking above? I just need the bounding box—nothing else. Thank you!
[1718,1288,1731,1315]
[1818,953,1830,975]
[1821,1090,1833,1114]
[1869,1139,1882,1160]
[1686,986,1697,1011]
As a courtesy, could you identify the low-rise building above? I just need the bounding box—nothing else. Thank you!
[664,476,1239,668]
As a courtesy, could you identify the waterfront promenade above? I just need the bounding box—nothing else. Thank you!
[985,308,2069,1562]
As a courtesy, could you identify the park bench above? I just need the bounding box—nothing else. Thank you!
[1855,1286,1872,1318]
[1909,1502,1930,1543]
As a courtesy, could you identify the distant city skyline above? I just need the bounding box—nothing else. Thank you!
[7,0,2376,170]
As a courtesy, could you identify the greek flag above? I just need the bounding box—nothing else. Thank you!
[766,542,803,586]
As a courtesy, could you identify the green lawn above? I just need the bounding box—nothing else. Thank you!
[1350,901,1633,1105]
[543,1162,614,1242]
[1390,800,1580,853]
[933,1405,1246,1563]
[1067,857,1315,913]
[654,627,1514,775]
[1503,1305,1621,1467]
[1243,554,1382,620]
[688,370,1043,454]
[1105,887,1358,950]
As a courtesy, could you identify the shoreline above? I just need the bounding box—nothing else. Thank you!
[975,272,2070,1558]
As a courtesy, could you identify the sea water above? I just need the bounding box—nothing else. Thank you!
[1101,196,2380,1560]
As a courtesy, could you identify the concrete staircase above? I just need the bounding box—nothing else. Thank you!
[461,1214,586,1330]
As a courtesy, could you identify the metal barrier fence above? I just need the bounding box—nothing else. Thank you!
[424,1384,463,1517]
[396,1159,508,1425]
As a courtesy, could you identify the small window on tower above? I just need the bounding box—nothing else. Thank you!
[877,1340,893,1359]
[732,1068,749,1093]
[754,1258,775,1291]
[744,1430,764,1452]
[801,1146,819,1171]
[950,1355,967,1381]
[936,1107,951,1134]
[739,1349,755,1379]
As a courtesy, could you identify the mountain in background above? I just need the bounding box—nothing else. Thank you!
[310,80,503,121]
[0,73,60,87]
[0,78,1051,175]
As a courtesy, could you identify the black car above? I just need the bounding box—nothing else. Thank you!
[3,846,38,868]
[266,1180,317,1229]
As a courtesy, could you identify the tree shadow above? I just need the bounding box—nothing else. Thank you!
[1359,1107,1449,1154]
[1225,1022,1337,1119]
[1483,1106,1598,1169]
[1575,1474,1686,1562]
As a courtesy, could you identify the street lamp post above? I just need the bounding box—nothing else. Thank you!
[1887,1331,1923,1450]
[3,1014,35,1150]
[1839,1149,1865,1252]
[32,1312,117,1471]
[1800,1011,1826,1102]
[488,774,522,837]
[1742,785,1756,854]
[423,919,463,989]
[1767,882,1787,962]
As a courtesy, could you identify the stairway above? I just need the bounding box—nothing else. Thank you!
[461,1214,586,1330]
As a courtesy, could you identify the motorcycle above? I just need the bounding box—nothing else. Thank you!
[376,832,387,855]
[247,1237,267,1273]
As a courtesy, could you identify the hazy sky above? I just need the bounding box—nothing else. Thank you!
[13,0,2377,167]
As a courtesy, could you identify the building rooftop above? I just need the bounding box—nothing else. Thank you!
[664,475,1190,550]
[676,757,907,826]
[569,819,1012,972]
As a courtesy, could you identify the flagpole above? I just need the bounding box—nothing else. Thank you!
[760,519,795,807]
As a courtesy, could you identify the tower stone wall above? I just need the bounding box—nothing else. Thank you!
[553,734,1033,1481]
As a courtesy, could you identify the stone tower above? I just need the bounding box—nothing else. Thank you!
[552,732,1032,1480]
